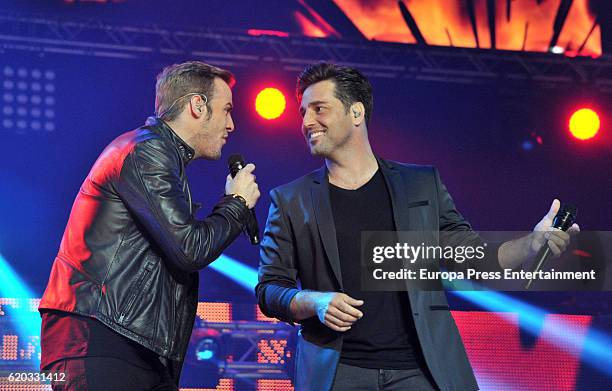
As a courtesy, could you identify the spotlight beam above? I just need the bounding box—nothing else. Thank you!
[0,253,41,364]
[209,254,259,292]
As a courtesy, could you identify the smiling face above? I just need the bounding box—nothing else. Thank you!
[299,80,355,157]
[193,78,235,160]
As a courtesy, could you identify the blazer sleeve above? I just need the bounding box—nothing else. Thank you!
[255,188,300,325]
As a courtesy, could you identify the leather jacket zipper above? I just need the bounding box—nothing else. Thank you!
[118,260,154,323]
[167,278,177,354]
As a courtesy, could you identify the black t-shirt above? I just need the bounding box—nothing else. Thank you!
[40,309,163,371]
[329,169,423,369]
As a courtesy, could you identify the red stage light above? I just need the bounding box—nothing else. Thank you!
[247,29,290,38]
[255,88,286,120]
[569,108,600,141]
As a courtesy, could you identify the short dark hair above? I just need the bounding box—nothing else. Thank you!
[296,62,373,125]
[155,61,235,121]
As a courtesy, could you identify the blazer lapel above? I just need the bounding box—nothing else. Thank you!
[310,167,343,290]
[377,158,431,297]
[378,157,409,231]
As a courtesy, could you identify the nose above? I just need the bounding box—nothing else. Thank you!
[302,109,316,133]
[227,113,235,132]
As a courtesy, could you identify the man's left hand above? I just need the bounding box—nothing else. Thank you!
[531,199,580,257]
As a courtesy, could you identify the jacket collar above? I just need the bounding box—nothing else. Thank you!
[144,116,195,165]
[311,155,396,184]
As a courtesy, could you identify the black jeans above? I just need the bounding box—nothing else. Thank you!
[44,356,178,391]
[331,362,437,391]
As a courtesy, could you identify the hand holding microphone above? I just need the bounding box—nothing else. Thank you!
[225,154,261,244]
[525,200,580,289]
[225,163,260,208]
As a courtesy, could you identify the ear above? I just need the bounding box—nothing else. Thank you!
[350,102,365,126]
[189,94,208,119]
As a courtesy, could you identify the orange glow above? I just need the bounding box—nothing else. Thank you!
[255,88,286,120]
[181,378,235,391]
[472,0,491,48]
[557,0,601,57]
[403,0,478,47]
[2,335,18,360]
[294,11,328,38]
[256,305,279,322]
[257,339,287,364]
[297,0,341,38]
[329,0,600,57]
[332,0,416,43]
[196,302,232,323]
[495,0,561,52]
[257,379,294,391]
[569,108,600,141]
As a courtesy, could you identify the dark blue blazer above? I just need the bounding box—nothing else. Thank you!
[256,158,480,391]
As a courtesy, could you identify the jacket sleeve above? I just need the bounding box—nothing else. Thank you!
[116,137,249,273]
[255,188,300,325]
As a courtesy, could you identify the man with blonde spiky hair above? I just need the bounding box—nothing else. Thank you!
[39,61,260,390]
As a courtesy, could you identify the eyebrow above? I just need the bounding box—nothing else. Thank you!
[299,100,328,114]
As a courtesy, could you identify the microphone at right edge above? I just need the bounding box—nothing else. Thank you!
[228,154,260,245]
[525,203,577,289]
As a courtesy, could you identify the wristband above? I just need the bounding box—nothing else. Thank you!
[229,193,248,208]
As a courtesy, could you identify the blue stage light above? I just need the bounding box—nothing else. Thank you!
[0,254,37,300]
[209,254,259,291]
[197,349,214,361]
[0,253,41,365]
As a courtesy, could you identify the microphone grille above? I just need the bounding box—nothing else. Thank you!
[559,203,577,218]
[228,153,245,168]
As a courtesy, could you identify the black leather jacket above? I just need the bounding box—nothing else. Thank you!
[39,117,249,374]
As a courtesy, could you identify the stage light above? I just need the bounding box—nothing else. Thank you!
[247,29,289,38]
[0,253,39,309]
[0,253,41,366]
[521,140,534,151]
[184,327,225,388]
[1,66,56,134]
[551,46,564,54]
[195,338,218,361]
[255,88,286,120]
[569,108,600,141]
[209,254,258,291]
[451,288,612,376]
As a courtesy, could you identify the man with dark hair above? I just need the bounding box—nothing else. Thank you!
[256,63,578,390]
[39,61,260,390]
[294,62,374,125]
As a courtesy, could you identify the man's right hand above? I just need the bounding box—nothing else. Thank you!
[315,292,364,332]
[225,163,260,208]
[290,290,363,332]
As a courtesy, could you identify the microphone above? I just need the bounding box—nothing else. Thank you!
[228,154,260,245]
[525,203,577,289]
